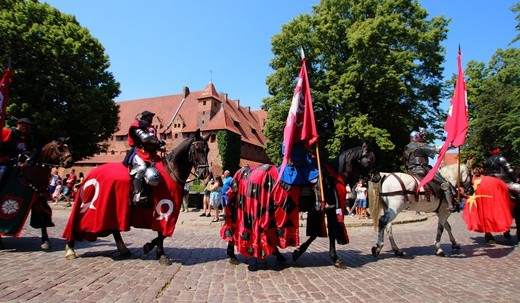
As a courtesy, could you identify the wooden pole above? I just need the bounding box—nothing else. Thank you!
[315,145,326,209]
[457,146,461,202]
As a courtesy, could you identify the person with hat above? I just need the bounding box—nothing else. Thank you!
[127,110,165,204]
[484,147,520,199]
[0,118,38,186]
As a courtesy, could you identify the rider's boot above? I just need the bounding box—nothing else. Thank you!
[132,176,146,205]
[440,182,456,212]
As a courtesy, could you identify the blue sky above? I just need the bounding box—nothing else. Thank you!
[43,0,518,112]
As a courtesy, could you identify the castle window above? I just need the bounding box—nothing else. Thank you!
[174,134,178,139]
[203,101,207,106]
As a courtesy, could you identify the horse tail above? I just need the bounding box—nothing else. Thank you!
[368,180,381,231]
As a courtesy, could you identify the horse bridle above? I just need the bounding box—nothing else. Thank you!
[46,142,73,168]
[188,140,209,178]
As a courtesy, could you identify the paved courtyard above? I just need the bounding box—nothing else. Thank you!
[1,206,519,303]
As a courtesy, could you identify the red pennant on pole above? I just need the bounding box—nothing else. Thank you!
[278,50,319,181]
[418,49,468,191]
[0,68,14,129]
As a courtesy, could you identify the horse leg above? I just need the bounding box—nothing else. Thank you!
[113,231,131,258]
[444,221,461,251]
[273,247,286,264]
[155,232,172,266]
[434,214,449,257]
[143,236,159,254]
[386,223,404,257]
[226,241,240,265]
[40,227,51,251]
[292,235,316,262]
[323,210,346,269]
[372,210,396,257]
[65,240,77,260]
[484,232,496,246]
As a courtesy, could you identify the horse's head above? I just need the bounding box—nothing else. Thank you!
[187,129,210,180]
[40,137,74,168]
[338,143,378,184]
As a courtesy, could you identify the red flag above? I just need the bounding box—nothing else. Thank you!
[418,49,468,191]
[278,52,319,181]
[0,68,13,129]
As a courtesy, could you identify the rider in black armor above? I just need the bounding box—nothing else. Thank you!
[403,128,457,211]
[484,148,520,200]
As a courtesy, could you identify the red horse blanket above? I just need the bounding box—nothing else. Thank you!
[220,164,348,259]
[62,162,182,242]
[462,176,514,233]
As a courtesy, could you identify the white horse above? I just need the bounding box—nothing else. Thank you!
[368,163,472,257]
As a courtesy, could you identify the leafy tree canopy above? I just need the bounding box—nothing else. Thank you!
[0,0,120,159]
[262,0,449,171]
[463,48,520,166]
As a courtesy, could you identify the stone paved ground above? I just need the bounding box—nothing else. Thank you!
[0,206,519,303]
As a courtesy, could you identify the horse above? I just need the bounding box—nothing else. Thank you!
[221,144,379,269]
[62,129,210,265]
[0,138,74,250]
[369,163,473,257]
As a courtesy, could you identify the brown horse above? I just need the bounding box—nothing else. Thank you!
[0,138,74,250]
[63,130,211,265]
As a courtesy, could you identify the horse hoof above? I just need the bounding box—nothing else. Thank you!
[486,241,496,247]
[452,244,461,250]
[371,246,380,257]
[119,250,132,258]
[158,255,172,266]
[143,243,153,254]
[65,245,77,260]
[394,250,404,257]
[229,257,240,265]
[334,259,347,269]
[435,250,446,257]
[41,240,51,251]
[292,249,301,261]
[276,254,287,264]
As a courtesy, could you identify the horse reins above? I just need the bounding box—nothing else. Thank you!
[164,140,209,184]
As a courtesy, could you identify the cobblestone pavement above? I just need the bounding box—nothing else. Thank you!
[1,205,519,303]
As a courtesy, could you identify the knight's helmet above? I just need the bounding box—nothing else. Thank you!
[409,131,423,142]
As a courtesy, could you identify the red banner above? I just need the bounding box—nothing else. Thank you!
[0,68,13,129]
[278,53,319,181]
[418,50,468,191]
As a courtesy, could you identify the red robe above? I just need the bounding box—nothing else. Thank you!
[462,176,514,233]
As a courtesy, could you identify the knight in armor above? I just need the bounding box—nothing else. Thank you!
[484,148,520,200]
[127,110,165,204]
[403,128,457,211]
[0,118,37,186]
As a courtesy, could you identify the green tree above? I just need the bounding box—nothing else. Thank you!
[0,0,120,159]
[263,0,449,171]
[216,130,241,175]
[463,48,520,166]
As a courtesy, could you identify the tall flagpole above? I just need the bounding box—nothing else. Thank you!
[298,48,325,209]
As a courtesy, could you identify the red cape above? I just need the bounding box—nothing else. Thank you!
[462,176,514,233]
[62,162,182,242]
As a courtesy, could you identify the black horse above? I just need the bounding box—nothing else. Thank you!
[63,129,210,265]
[222,144,379,268]
[0,138,74,250]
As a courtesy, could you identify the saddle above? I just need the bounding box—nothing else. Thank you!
[381,172,442,202]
